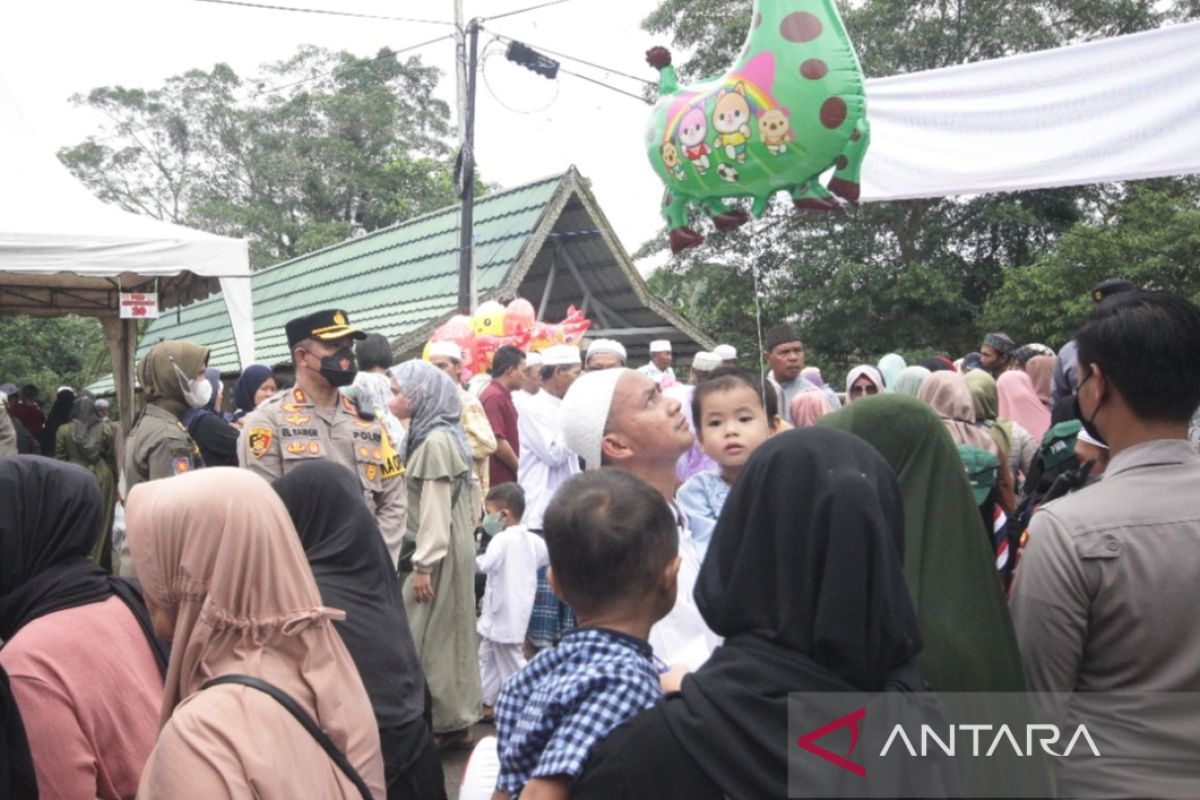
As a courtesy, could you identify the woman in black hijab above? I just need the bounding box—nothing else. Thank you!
[273,461,444,800]
[572,428,927,800]
[38,387,74,455]
[0,456,166,799]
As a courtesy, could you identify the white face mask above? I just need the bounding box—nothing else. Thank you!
[174,363,213,409]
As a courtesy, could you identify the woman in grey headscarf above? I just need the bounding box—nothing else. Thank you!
[386,360,481,745]
[54,395,118,568]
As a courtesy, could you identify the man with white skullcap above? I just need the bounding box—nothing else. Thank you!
[637,340,675,387]
[513,351,544,413]
[519,345,583,531]
[713,343,738,367]
[585,339,627,371]
[520,345,585,651]
[561,368,721,668]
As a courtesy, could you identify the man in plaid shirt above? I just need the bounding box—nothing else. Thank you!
[493,469,681,799]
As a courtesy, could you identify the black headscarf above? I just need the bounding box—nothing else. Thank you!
[272,461,426,730]
[0,456,166,675]
[0,665,37,800]
[663,428,923,800]
[38,388,74,455]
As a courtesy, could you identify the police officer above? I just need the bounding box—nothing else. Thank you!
[238,310,408,569]
[125,340,208,490]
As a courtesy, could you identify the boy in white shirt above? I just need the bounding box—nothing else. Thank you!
[476,483,548,721]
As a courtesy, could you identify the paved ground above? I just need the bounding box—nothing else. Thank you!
[440,722,491,800]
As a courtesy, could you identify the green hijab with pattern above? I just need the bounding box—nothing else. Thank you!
[963,369,1013,459]
[818,394,1026,693]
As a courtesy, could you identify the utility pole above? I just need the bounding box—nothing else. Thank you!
[456,15,480,315]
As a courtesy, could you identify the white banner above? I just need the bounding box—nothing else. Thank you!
[862,22,1200,200]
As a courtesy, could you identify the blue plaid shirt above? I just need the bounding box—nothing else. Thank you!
[494,626,661,795]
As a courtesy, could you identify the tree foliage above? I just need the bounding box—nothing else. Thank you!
[641,0,1200,376]
[60,46,467,268]
[0,315,109,399]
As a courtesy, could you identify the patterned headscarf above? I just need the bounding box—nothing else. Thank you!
[386,360,470,464]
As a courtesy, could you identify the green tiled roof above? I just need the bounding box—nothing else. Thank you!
[89,172,564,393]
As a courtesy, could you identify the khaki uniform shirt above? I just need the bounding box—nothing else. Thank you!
[1009,439,1200,796]
[239,386,407,568]
[125,404,200,493]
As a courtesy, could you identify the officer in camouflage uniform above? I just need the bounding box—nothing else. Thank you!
[239,309,408,569]
[125,340,208,491]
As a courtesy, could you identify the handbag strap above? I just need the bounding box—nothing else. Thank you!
[200,674,374,800]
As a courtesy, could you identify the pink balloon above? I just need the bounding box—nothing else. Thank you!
[504,298,536,336]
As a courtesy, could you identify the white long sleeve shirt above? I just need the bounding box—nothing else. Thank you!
[516,391,580,531]
[476,524,549,643]
[649,506,722,670]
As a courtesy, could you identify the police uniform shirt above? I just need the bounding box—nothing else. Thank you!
[125,404,201,492]
[238,386,408,567]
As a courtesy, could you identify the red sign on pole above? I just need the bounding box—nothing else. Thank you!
[119,292,159,319]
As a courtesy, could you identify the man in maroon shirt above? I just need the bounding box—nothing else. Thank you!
[9,385,45,440]
[479,345,526,487]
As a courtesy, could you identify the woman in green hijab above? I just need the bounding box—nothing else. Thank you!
[54,395,118,568]
[964,369,1038,490]
[819,394,1025,693]
[819,394,1050,796]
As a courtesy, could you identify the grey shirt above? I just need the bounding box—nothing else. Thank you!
[1009,439,1200,794]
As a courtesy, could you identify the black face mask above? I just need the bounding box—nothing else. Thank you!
[310,346,357,388]
[1074,374,1106,446]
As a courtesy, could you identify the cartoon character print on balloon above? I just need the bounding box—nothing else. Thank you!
[645,0,870,253]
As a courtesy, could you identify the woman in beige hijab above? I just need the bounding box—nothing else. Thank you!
[126,468,385,799]
[918,371,1017,514]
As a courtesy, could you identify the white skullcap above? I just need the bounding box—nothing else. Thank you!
[586,338,627,363]
[649,339,672,353]
[428,341,462,361]
[57,386,73,395]
[692,351,722,372]
[713,344,737,360]
[524,351,544,367]
[1076,428,1109,449]
[543,344,582,367]
[95,399,111,409]
[561,368,629,470]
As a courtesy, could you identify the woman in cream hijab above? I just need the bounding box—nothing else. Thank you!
[126,468,385,799]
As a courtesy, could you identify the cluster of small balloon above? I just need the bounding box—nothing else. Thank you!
[423,298,592,378]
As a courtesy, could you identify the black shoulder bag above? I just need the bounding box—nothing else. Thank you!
[200,674,374,800]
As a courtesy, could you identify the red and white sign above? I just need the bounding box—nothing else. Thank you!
[119,292,159,319]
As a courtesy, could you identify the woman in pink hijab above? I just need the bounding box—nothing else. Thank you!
[1023,355,1055,411]
[126,468,385,799]
[789,389,832,428]
[998,371,1051,443]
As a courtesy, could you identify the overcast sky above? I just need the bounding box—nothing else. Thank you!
[0,0,670,265]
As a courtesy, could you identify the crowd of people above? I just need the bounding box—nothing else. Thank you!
[3,278,1200,799]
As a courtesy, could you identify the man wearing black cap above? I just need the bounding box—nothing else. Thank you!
[978,332,1016,378]
[763,323,839,425]
[238,309,408,569]
[1052,278,1137,405]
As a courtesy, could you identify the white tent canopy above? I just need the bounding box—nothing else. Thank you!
[0,76,253,426]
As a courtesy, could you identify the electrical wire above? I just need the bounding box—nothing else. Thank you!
[242,33,454,100]
[483,0,573,23]
[556,66,653,104]
[485,29,655,86]
[193,0,454,27]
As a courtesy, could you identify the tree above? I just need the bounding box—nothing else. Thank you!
[981,178,1200,347]
[0,315,109,400]
[60,46,469,268]
[641,0,1200,375]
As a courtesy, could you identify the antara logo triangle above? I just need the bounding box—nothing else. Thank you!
[796,707,867,777]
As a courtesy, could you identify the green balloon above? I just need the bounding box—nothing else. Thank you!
[645,0,870,253]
